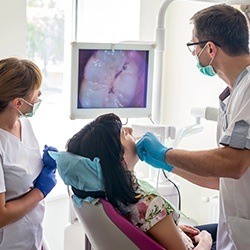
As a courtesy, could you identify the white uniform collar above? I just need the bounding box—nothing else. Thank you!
[219,66,250,102]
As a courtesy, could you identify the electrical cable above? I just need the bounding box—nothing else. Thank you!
[156,169,160,190]
[149,116,155,124]
[145,116,181,209]
[122,118,129,125]
[162,170,181,211]
[147,116,181,209]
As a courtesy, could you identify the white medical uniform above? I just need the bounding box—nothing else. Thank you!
[0,118,44,250]
[217,65,250,250]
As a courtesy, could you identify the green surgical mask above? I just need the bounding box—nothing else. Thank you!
[196,44,216,77]
[17,98,42,118]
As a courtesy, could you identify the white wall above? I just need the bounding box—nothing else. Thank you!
[140,0,223,224]
[0,0,26,58]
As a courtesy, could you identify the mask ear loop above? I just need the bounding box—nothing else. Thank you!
[13,99,24,117]
[15,107,24,117]
[197,43,208,58]
[197,43,215,66]
[208,57,215,66]
[20,98,34,107]
[207,42,216,66]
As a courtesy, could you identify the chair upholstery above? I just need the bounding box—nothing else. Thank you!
[72,197,164,250]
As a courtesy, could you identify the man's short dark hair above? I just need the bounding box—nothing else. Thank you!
[191,4,249,56]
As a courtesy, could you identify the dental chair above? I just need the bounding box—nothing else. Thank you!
[69,191,164,250]
[51,151,164,249]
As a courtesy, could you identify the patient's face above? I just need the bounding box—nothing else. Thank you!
[120,127,138,171]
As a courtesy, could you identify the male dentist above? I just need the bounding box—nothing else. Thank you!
[136,4,250,250]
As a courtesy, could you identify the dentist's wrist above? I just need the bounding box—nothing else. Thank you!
[165,148,174,172]
[165,147,173,162]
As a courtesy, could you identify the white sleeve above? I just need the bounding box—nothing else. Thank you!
[0,155,6,193]
[220,79,250,149]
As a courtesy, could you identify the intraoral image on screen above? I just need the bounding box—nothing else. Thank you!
[77,49,148,109]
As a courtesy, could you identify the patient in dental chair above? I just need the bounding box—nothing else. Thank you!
[63,113,212,250]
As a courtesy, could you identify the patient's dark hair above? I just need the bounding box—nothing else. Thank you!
[66,113,138,207]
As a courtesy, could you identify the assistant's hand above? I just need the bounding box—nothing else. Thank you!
[136,132,174,172]
[42,145,58,170]
[34,167,57,198]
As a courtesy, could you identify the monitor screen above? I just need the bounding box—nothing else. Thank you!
[70,42,155,119]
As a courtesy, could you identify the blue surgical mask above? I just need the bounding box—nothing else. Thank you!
[196,44,216,77]
[17,98,42,117]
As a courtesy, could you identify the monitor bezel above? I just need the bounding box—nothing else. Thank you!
[70,42,155,119]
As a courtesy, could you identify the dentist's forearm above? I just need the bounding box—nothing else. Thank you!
[166,146,249,179]
[172,167,219,190]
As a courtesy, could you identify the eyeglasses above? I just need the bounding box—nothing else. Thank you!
[186,40,221,53]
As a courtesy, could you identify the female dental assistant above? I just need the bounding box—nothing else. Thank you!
[0,57,57,249]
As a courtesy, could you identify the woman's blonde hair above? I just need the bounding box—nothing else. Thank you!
[0,57,42,111]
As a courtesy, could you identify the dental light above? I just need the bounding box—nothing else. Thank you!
[190,106,219,124]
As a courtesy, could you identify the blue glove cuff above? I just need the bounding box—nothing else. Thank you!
[165,147,174,171]
[159,147,174,172]
[162,162,174,172]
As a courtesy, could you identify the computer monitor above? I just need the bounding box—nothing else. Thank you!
[70,42,155,119]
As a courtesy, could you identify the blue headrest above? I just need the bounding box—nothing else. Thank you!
[49,151,105,206]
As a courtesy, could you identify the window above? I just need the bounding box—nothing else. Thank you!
[27,0,68,148]
[26,0,141,196]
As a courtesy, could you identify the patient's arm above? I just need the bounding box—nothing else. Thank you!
[173,168,219,190]
[147,214,187,250]
[147,214,212,250]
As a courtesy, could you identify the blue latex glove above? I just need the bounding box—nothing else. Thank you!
[136,132,174,172]
[42,145,58,170]
[34,167,57,198]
